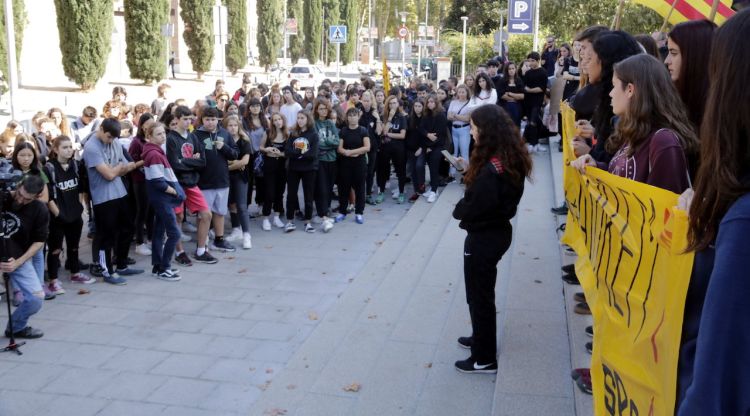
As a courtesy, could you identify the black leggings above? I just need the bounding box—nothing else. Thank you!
[377,140,406,194]
[132,181,154,244]
[262,157,286,217]
[47,217,84,280]
[93,196,135,274]
[365,147,378,196]
[286,169,316,221]
[315,160,337,218]
[338,159,366,215]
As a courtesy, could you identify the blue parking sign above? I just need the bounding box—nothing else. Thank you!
[329,25,347,43]
[508,0,534,34]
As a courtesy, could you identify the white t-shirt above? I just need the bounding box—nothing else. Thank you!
[469,89,498,109]
[280,102,303,127]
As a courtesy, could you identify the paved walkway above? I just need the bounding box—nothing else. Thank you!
[0,148,588,415]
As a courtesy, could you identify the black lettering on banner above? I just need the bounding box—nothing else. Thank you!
[635,199,659,342]
[602,363,640,416]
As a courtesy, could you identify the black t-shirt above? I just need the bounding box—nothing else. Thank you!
[230,137,253,182]
[384,114,407,145]
[562,57,580,100]
[541,48,558,76]
[499,77,525,102]
[2,197,49,259]
[522,67,548,108]
[339,126,369,162]
[44,159,83,223]
[357,105,380,149]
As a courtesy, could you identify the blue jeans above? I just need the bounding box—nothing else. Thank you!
[151,201,181,271]
[416,148,443,193]
[502,101,522,127]
[32,249,44,284]
[7,259,43,332]
[452,126,471,176]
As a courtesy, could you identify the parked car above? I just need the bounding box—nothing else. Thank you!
[279,64,326,89]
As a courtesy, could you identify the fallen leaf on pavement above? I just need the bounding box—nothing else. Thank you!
[367,314,377,319]
[237,268,247,273]
[263,408,287,415]
[343,383,361,392]
[534,280,542,284]
[266,368,274,374]
[287,384,296,390]
[425,362,433,368]
[224,256,236,260]
[77,289,90,295]
[308,312,319,321]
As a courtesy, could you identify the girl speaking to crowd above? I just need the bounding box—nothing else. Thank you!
[452,105,531,374]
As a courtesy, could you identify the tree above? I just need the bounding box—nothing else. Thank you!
[340,0,358,65]
[304,0,322,64]
[323,0,340,65]
[224,0,247,74]
[257,0,282,69]
[288,0,305,64]
[441,30,493,74]
[180,0,213,79]
[0,0,25,80]
[124,0,169,85]
[54,0,113,90]
[444,0,497,34]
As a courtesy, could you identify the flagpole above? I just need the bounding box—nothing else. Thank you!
[709,0,720,21]
[612,0,626,30]
[659,0,680,32]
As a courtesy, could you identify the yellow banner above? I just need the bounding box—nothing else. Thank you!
[560,104,694,416]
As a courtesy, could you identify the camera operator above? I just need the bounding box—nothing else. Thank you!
[2,175,49,339]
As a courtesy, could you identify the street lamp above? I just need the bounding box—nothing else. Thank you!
[460,16,468,83]
[399,11,408,86]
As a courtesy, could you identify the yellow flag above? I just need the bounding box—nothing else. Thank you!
[382,58,390,97]
[560,105,694,416]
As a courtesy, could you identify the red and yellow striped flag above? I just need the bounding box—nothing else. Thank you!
[632,0,735,25]
[382,58,390,97]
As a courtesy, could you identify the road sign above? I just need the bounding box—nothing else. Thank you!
[415,39,435,47]
[329,25,347,43]
[508,0,534,35]
[398,25,408,39]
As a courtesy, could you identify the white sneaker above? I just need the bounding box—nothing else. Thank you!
[242,233,252,249]
[135,243,152,256]
[208,229,215,240]
[392,188,400,199]
[526,144,535,153]
[226,227,242,241]
[312,216,323,224]
[262,218,272,231]
[426,191,437,203]
[180,234,192,242]
[535,144,548,152]
[182,221,198,233]
[322,219,334,233]
[273,215,285,228]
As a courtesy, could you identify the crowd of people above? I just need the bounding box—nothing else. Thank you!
[1,8,749,414]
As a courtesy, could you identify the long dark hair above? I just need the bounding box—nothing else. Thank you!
[473,72,494,97]
[590,31,642,146]
[134,113,155,143]
[408,99,425,130]
[607,54,698,158]
[688,9,750,251]
[464,105,532,187]
[668,20,716,130]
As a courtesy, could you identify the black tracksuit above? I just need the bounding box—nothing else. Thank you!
[452,158,525,364]
[285,128,319,221]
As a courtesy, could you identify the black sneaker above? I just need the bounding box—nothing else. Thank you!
[156,269,181,282]
[211,239,236,252]
[152,266,180,277]
[561,264,575,274]
[551,203,568,215]
[457,336,472,349]
[562,273,580,285]
[573,292,586,303]
[585,341,593,354]
[5,326,44,339]
[194,251,218,264]
[115,267,144,276]
[89,264,105,278]
[585,325,593,338]
[454,358,498,374]
[175,252,193,266]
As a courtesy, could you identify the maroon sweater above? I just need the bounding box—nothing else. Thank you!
[601,128,691,194]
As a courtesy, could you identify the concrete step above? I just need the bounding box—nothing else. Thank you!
[249,184,482,415]
[548,138,595,416]
[489,149,575,415]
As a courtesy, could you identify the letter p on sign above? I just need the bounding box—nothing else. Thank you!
[514,1,528,18]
